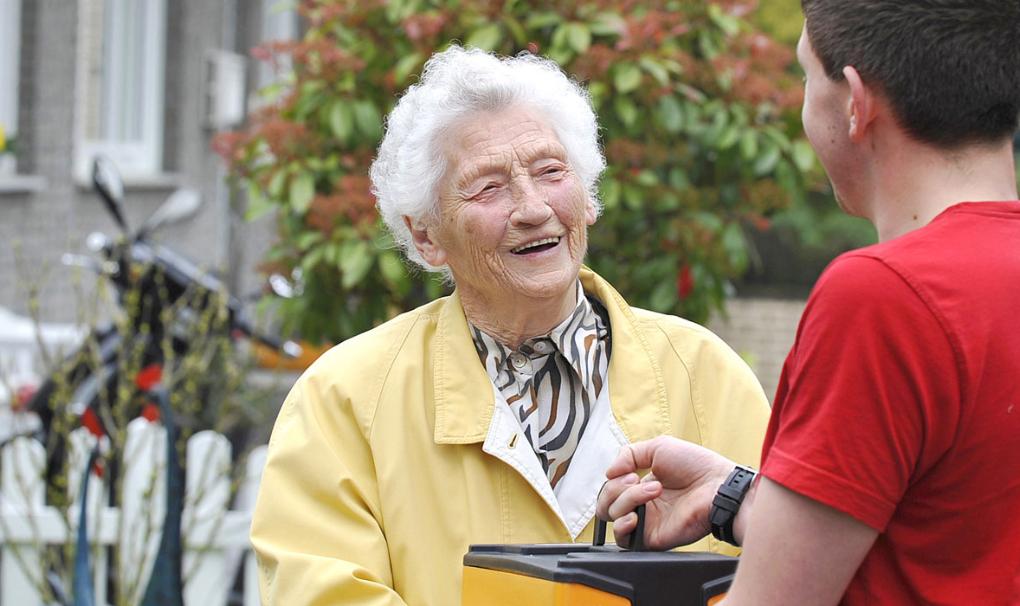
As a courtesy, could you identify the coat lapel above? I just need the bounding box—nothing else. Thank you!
[433,290,495,444]
[579,268,671,443]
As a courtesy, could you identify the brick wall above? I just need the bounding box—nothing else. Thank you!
[708,297,807,403]
[1,0,84,321]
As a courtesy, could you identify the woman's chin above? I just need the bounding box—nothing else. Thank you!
[503,266,579,303]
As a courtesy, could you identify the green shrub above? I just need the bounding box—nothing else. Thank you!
[217,0,811,343]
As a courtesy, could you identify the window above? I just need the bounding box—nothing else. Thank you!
[74,0,166,182]
[0,0,22,176]
[256,0,299,92]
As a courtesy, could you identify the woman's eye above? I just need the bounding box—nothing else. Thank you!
[470,183,499,199]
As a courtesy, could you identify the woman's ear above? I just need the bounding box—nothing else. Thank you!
[843,65,877,143]
[585,197,597,226]
[405,216,447,267]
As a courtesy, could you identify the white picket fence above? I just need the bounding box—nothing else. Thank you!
[0,306,84,409]
[0,418,267,606]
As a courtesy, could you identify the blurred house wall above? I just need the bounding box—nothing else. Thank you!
[709,297,807,404]
[0,0,282,322]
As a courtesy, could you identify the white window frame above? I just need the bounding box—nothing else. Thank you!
[74,0,167,183]
[253,0,298,99]
[0,0,22,176]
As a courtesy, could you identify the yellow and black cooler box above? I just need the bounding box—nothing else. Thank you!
[462,543,737,605]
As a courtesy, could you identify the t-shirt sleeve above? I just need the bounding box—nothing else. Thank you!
[760,254,961,531]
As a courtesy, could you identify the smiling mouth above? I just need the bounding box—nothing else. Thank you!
[511,237,561,255]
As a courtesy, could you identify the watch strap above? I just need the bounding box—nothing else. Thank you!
[709,465,757,546]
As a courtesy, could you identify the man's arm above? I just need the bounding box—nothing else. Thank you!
[723,477,877,606]
[250,377,408,606]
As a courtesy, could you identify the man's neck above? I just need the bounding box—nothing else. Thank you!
[868,137,1018,242]
[459,283,579,350]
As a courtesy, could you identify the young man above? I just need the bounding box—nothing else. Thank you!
[597,1,1020,604]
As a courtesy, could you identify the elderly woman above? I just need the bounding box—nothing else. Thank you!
[250,46,769,606]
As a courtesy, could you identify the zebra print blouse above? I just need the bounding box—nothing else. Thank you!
[470,282,612,491]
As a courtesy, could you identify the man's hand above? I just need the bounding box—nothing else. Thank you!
[596,436,736,550]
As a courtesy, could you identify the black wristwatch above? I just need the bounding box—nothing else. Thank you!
[709,465,757,546]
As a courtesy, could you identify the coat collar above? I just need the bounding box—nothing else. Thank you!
[432,267,671,445]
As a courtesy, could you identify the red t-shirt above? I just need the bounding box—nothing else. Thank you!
[761,202,1020,605]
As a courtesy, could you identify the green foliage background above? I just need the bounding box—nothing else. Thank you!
[741,0,877,293]
[752,0,802,46]
[219,0,817,344]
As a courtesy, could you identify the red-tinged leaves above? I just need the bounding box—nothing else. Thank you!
[677,265,695,300]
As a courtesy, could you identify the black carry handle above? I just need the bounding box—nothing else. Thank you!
[594,504,647,551]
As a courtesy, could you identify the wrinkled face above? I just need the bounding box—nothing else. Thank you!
[798,26,864,216]
[423,105,596,304]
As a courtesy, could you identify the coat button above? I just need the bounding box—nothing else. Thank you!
[534,341,553,354]
[509,352,528,369]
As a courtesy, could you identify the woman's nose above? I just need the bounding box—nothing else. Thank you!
[509,179,553,225]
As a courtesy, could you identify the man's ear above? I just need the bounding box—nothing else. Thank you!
[843,66,877,143]
[404,215,447,267]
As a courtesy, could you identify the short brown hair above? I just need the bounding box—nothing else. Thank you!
[801,0,1020,148]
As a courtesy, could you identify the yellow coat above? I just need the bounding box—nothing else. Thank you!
[250,268,770,605]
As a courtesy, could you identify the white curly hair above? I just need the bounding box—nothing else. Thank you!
[369,45,606,272]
